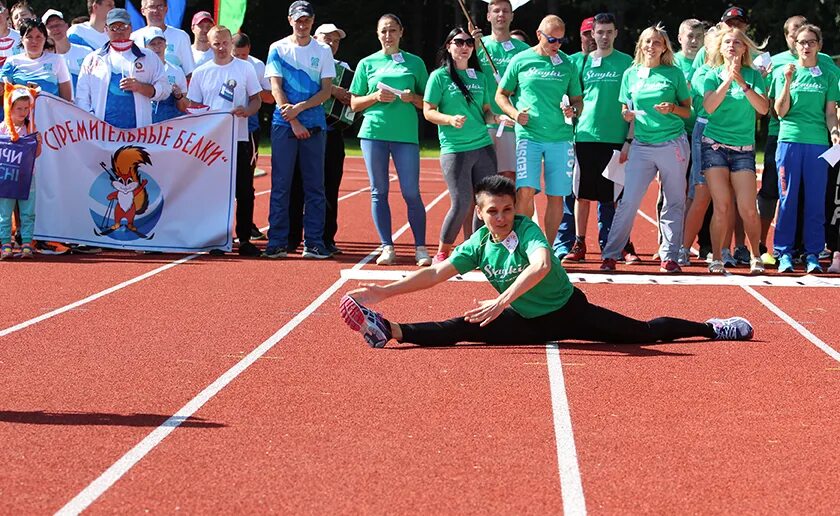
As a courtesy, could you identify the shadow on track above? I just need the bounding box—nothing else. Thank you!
[0,410,226,428]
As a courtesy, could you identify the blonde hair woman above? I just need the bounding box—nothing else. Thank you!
[700,26,769,274]
[600,25,692,273]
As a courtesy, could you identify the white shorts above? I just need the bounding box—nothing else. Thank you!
[488,128,516,173]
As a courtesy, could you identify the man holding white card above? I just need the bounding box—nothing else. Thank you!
[563,12,632,264]
[496,14,582,250]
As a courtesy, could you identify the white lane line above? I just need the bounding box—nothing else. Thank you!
[547,343,587,516]
[741,285,840,363]
[256,174,397,198]
[1,182,378,339]
[56,189,451,515]
[341,269,840,287]
[0,255,198,338]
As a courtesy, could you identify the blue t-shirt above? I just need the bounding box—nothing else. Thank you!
[105,72,137,129]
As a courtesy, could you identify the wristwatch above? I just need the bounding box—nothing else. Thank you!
[741,83,752,93]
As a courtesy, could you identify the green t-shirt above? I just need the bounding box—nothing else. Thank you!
[568,51,586,72]
[349,50,429,144]
[768,63,840,145]
[498,49,582,143]
[690,64,712,121]
[767,51,838,136]
[674,51,697,132]
[575,50,633,144]
[691,47,707,70]
[702,66,766,146]
[619,64,691,144]
[424,67,493,154]
[449,215,573,318]
[477,36,530,132]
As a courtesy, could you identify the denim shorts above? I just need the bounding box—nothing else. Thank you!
[700,137,756,174]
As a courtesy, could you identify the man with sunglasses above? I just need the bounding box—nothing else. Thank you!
[473,0,529,182]
[496,15,582,249]
[75,8,168,129]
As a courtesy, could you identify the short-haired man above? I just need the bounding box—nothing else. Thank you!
[147,27,188,123]
[131,0,195,77]
[67,0,114,50]
[473,0,529,182]
[262,1,336,260]
[75,8,168,129]
[187,26,262,257]
[563,12,632,264]
[43,9,91,94]
[190,11,214,69]
[497,15,583,251]
[0,2,20,68]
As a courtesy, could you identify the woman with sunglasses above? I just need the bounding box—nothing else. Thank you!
[600,24,691,273]
[0,19,72,101]
[700,26,769,275]
[423,28,500,264]
[769,24,840,273]
[349,14,430,266]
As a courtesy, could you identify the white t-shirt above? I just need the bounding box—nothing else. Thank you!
[188,58,262,141]
[0,52,71,97]
[0,29,20,68]
[247,55,271,91]
[67,22,108,50]
[58,43,92,94]
[132,25,195,76]
[192,45,212,69]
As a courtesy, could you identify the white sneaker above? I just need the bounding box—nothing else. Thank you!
[721,248,737,268]
[376,245,396,265]
[415,246,432,267]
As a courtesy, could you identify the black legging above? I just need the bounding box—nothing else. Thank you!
[399,287,715,346]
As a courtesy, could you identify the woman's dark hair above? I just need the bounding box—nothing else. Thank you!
[378,13,403,29]
[436,27,482,104]
[18,19,54,52]
[475,174,516,202]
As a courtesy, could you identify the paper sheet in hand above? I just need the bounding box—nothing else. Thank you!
[561,94,572,125]
[819,144,840,167]
[602,149,626,186]
[753,52,771,72]
[495,115,512,137]
[376,82,404,96]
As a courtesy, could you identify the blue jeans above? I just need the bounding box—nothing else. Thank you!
[360,139,425,246]
[553,194,615,254]
[267,124,326,249]
[0,177,36,245]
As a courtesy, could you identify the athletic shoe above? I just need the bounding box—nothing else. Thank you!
[759,242,768,256]
[376,245,396,266]
[0,243,13,260]
[721,248,737,268]
[262,247,288,259]
[209,249,226,256]
[415,246,432,267]
[749,257,765,275]
[238,242,261,257]
[621,248,641,264]
[35,241,70,255]
[804,254,822,274]
[251,226,267,240]
[432,251,449,265]
[677,246,691,266]
[828,252,840,274]
[600,258,617,271]
[71,244,103,254]
[760,252,777,266]
[819,248,831,260]
[339,295,392,348]
[302,246,333,260]
[706,317,754,340]
[708,260,726,274]
[659,259,681,273]
[286,242,301,254]
[20,243,34,258]
[563,240,586,262]
[699,246,712,263]
[777,254,794,273]
[705,251,714,264]
[325,243,343,255]
[733,245,751,265]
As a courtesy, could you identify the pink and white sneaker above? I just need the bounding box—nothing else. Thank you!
[339,295,393,348]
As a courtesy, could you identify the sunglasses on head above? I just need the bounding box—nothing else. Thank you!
[451,37,475,48]
[538,30,565,45]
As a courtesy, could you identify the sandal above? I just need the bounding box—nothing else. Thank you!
[708,259,726,274]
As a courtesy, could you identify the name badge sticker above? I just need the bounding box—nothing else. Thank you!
[637,66,650,79]
[810,66,822,77]
[501,231,519,254]
[502,40,515,51]
[550,54,562,66]
[466,68,477,79]
[591,56,602,68]
[218,79,236,102]
[392,52,405,64]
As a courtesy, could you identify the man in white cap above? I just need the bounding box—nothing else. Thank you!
[43,9,92,93]
[190,11,214,68]
[131,0,195,77]
[67,0,114,50]
[75,8,168,129]
[0,2,21,68]
[146,27,188,123]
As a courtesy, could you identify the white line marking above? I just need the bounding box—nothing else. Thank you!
[341,269,840,287]
[1,181,379,338]
[740,285,840,362]
[56,189,451,515]
[256,174,397,199]
[547,343,587,515]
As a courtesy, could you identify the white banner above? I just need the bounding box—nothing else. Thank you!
[33,94,236,252]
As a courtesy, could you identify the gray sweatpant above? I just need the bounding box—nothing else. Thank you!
[439,145,497,244]
[602,135,689,262]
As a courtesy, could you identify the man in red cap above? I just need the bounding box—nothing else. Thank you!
[692,6,749,68]
[190,11,214,68]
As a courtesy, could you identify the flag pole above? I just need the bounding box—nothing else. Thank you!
[455,0,499,79]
